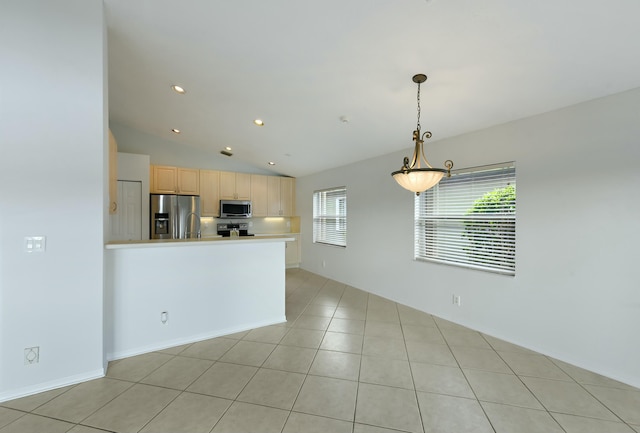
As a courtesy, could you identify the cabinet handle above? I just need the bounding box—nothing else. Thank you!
[111,202,118,212]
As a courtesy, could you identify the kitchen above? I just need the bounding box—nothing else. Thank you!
[106,131,301,360]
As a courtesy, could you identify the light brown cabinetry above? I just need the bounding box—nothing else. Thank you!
[251,174,269,217]
[151,165,200,195]
[219,171,251,200]
[267,176,295,216]
[199,170,220,217]
[108,130,118,214]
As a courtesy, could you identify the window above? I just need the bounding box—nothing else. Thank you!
[313,187,347,247]
[415,163,516,275]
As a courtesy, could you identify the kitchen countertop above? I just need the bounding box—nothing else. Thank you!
[105,235,295,250]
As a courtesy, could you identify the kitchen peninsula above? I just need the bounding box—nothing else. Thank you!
[105,235,293,360]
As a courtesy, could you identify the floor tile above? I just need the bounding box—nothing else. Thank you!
[242,325,290,344]
[440,329,492,349]
[302,304,337,317]
[218,340,276,366]
[366,307,400,323]
[365,321,404,339]
[139,392,232,433]
[186,362,257,399]
[397,305,437,327]
[355,383,422,433]
[464,369,543,409]
[106,352,174,381]
[552,412,637,433]
[481,401,564,433]
[224,330,250,339]
[483,334,536,354]
[0,413,74,433]
[418,392,493,433]
[262,344,317,373]
[433,317,472,331]
[68,425,114,433]
[401,324,445,343]
[521,376,617,420]
[353,424,412,433]
[211,401,289,433]
[237,368,305,410]
[0,385,74,412]
[411,362,475,398]
[280,328,325,349]
[179,337,238,360]
[33,377,133,423]
[292,315,331,331]
[328,318,365,335]
[405,340,457,366]
[81,383,179,433]
[320,331,364,354]
[0,407,24,429]
[140,356,213,390]
[309,350,361,381]
[293,375,358,421]
[283,412,353,433]
[583,384,640,424]
[362,336,408,360]
[334,306,367,320]
[451,346,512,373]
[360,356,413,389]
[498,351,573,381]
[552,359,639,390]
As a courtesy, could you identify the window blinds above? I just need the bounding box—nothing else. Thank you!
[415,163,516,275]
[313,187,347,247]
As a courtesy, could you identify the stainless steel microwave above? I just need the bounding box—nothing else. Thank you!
[219,200,252,218]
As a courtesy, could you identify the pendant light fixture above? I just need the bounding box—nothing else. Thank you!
[391,74,453,195]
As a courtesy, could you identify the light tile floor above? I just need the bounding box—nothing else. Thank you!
[1,268,639,433]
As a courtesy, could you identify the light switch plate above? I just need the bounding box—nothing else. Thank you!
[24,236,46,253]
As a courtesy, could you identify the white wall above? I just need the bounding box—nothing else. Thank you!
[296,88,640,388]
[0,0,106,401]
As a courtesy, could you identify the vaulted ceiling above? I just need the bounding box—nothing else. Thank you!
[105,0,640,177]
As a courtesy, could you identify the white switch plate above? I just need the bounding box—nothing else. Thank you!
[24,236,46,253]
[453,295,462,306]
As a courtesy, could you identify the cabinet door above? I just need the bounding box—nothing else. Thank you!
[219,171,236,199]
[251,175,268,217]
[152,165,178,193]
[280,177,295,216]
[200,170,220,216]
[235,173,252,200]
[267,176,281,216]
[285,235,300,267]
[178,168,199,195]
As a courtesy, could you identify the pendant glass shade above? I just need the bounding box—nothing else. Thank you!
[392,168,445,194]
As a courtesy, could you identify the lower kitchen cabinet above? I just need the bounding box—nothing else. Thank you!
[285,234,300,267]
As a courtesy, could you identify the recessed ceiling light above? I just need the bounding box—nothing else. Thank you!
[254,119,264,126]
[171,128,181,134]
[171,85,186,94]
[268,161,276,166]
[225,146,232,151]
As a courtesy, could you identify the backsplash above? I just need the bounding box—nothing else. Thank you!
[201,216,299,236]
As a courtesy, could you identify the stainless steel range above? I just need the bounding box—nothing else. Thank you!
[216,222,254,237]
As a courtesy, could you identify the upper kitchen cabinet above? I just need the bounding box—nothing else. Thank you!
[268,176,295,216]
[251,174,269,217]
[219,171,251,200]
[108,129,118,214]
[151,165,200,195]
[199,169,220,217]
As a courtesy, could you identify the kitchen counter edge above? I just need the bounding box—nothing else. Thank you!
[106,235,295,250]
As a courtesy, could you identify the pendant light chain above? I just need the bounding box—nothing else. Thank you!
[416,81,421,132]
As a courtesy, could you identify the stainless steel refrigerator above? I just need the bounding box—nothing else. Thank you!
[150,194,201,239]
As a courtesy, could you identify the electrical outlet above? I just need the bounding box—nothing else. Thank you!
[453,295,462,306]
[322,260,326,268]
[24,346,39,365]
[161,311,169,324]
